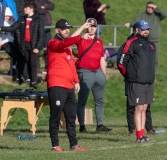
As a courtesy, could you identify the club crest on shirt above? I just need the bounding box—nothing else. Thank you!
[67,55,71,61]
[150,45,155,50]
[56,100,61,106]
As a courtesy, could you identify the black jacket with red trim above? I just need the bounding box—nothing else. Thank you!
[118,34,156,84]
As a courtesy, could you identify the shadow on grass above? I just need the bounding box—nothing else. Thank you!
[77,134,130,142]
[0,72,8,75]
[0,145,39,151]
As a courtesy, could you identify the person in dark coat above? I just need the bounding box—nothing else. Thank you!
[35,0,55,71]
[83,0,110,37]
[14,0,26,17]
[0,1,44,88]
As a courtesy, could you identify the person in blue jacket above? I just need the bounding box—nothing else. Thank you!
[3,0,18,21]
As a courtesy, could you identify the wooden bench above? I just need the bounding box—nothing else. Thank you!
[0,90,66,136]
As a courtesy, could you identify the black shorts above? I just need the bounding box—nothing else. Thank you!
[128,83,154,106]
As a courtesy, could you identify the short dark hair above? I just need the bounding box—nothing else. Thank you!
[133,22,137,31]
[24,1,36,10]
[146,1,154,6]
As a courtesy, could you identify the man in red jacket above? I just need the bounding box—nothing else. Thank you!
[47,19,89,152]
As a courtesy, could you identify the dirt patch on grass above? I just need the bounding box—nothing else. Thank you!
[0,76,15,85]
[0,55,10,72]
[106,67,120,79]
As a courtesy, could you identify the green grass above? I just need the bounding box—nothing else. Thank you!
[1,0,167,159]
[0,115,167,160]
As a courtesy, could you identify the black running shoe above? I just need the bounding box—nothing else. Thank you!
[24,79,31,85]
[14,78,24,85]
[96,124,113,132]
[79,125,87,133]
[30,82,38,89]
[147,129,156,135]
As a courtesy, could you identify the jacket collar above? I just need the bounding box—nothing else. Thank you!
[54,34,64,41]
[24,13,37,19]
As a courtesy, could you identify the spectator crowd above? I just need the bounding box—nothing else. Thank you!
[0,0,167,152]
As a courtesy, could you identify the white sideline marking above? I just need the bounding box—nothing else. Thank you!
[53,141,167,153]
[7,141,167,154]
[90,141,167,151]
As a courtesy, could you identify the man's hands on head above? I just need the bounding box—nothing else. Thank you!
[71,22,91,37]
[81,22,91,29]
[80,22,92,40]
[148,4,157,9]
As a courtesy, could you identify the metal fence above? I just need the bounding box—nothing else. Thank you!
[0,24,132,53]
[45,24,133,49]
[0,24,132,75]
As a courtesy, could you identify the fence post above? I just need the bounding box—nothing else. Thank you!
[113,26,117,47]
[97,25,100,38]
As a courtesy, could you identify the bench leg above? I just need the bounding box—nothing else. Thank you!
[0,101,36,135]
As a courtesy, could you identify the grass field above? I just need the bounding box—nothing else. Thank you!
[0,0,167,159]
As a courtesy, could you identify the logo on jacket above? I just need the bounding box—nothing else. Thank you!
[136,98,139,103]
[120,54,125,64]
[150,45,155,50]
[56,100,61,106]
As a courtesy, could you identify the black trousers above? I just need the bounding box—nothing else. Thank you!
[2,42,28,79]
[43,29,52,70]
[126,98,153,131]
[23,42,39,82]
[37,28,52,70]
[48,86,78,148]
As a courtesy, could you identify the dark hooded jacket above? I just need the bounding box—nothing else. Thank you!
[35,0,55,26]
[83,0,106,24]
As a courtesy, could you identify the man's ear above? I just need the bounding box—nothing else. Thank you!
[136,28,139,33]
[55,28,59,34]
